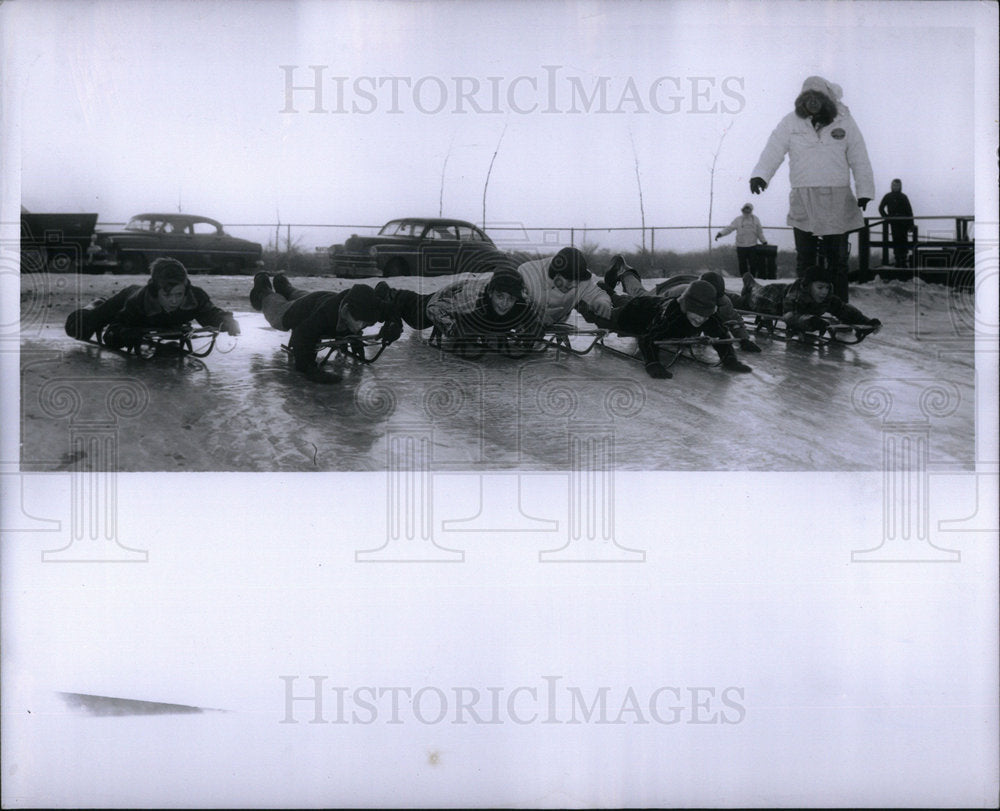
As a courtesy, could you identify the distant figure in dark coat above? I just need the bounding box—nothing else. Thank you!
[878,178,914,269]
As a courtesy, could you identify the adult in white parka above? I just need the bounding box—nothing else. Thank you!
[748,75,875,301]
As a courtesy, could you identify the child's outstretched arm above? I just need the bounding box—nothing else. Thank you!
[827,297,881,328]
[192,289,239,334]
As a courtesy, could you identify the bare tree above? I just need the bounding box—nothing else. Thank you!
[629,128,647,255]
[482,122,508,230]
[708,120,734,254]
[439,133,456,218]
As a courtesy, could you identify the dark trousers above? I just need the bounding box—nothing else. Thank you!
[890,224,910,268]
[736,247,754,278]
[793,228,849,301]
[391,290,434,331]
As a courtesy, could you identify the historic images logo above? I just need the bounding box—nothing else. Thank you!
[279,675,746,726]
[280,65,746,116]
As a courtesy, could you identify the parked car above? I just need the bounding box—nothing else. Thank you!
[91,213,263,274]
[20,211,98,273]
[329,217,506,277]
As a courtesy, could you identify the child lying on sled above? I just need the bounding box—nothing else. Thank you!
[64,258,240,349]
[372,266,542,346]
[732,265,882,334]
[251,272,403,383]
[601,257,762,354]
[603,279,754,379]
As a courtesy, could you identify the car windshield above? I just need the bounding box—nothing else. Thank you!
[378,221,419,237]
[125,218,157,231]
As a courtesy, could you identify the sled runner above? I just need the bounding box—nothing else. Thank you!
[425,324,609,360]
[538,324,608,357]
[281,334,389,367]
[90,324,232,359]
[737,310,879,346]
[595,333,743,368]
[425,326,551,359]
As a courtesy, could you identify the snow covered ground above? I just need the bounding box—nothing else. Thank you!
[4,272,997,807]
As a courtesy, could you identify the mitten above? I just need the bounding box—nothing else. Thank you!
[378,319,403,344]
[644,361,673,379]
[221,315,241,336]
[722,355,752,373]
[795,315,826,332]
[103,324,144,352]
[749,177,768,194]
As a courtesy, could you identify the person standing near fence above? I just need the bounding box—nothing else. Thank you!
[715,203,768,277]
[748,75,875,302]
[878,178,914,269]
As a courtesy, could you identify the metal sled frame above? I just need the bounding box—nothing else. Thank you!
[96,324,227,359]
[596,332,742,368]
[538,324,609,357]
[281,334,389,368]
[737,310,878,346]
[424,327,552,360]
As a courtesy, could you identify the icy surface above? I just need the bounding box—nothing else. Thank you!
[19,276,977,471]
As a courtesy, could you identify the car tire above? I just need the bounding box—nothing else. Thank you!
[384,258,408,277]
[20,247,46,273]
[46,252,75,273]
[116,251,147,275]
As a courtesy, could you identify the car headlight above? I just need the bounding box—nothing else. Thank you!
[368,246,378,257]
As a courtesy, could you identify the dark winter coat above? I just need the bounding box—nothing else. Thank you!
[115,283,232,330]
[878,191,914,226]
[282,290,355,371]
[614,295,734,366]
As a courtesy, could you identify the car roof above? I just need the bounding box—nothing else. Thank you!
[387,218,483,229]
[129,213,223,226]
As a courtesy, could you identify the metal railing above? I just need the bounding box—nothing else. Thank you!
[857,215,975,276]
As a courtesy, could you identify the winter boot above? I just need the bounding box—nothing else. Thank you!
[272,272,294,299]
[250,272,273,311]
[603,254,630,291]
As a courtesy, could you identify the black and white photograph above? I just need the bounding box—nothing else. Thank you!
[2,0,998,806]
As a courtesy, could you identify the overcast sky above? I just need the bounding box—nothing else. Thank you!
[3,0,996,253]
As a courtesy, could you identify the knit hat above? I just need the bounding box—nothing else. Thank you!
[698,271,726,300]
[742,203,753,211]
[803,265,835,286]
[801,75,843,102]
[343,284,385,322]
[486,267,525,298]
[548,247,591,283]
[680,280,718,318]
[149,257,188,290]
